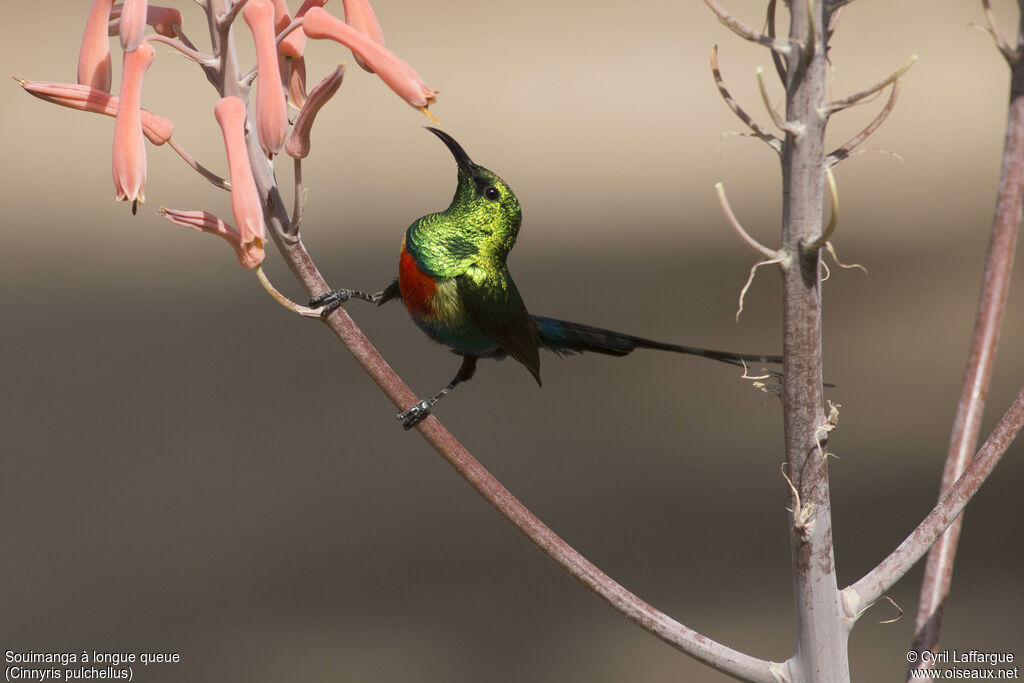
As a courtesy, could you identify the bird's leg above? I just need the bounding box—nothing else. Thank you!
[309,288,386,319]
[310,279,401,319]
[398,356,477,430]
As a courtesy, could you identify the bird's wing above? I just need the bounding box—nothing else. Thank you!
[457,269,541,385]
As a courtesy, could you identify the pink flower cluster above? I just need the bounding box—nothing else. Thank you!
[19,0,438,270]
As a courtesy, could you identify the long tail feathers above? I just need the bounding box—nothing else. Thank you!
[532,315,782,371]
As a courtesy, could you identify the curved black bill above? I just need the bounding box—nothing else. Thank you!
[426,127,477,175]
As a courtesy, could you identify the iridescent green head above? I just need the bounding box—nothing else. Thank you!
[426,127,522,260]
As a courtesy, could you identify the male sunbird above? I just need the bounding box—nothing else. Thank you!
[311,128,782,429]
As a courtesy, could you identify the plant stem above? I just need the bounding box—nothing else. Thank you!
[845,384,1024,611]
[200,2,778,676]
[778,2,850,681]
[908,4,1024,670]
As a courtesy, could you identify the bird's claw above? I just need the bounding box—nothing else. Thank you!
[308,289,352,319]
[397,399,434,430]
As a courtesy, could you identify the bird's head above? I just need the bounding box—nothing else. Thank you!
[427,127,522,258]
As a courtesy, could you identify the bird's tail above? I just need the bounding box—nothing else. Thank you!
[532,315,782,371]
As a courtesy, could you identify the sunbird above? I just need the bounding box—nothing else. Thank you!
[311,128,782,429]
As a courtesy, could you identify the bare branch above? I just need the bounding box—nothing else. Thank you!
[907,41,1024,671]
[267,214,783,683]
[757,67,802,135]
[276,14,304,45]
[803,0,818,60]
[704,0,793,54]
[826,5,847,43]
[981,0,1020,63]
[766,0,787,83]
[715,182,782,260]
[166,136,232,190]
[822,55,916,114]
[144,34,218,67]
[775,1,852,678]
[827,80,900,165]
[844,384,1024,615]
[233,55,779,675]
[256,266,320,317]
[217,0,252,29]
[710,46,782,152]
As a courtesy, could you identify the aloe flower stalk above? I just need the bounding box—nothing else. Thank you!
[159,208,265,269]
[119,0,149,52]
[18,79,174,145]
[340,0,385,73]
[244,0,288,157]
[79,0,115,92]
[108,4,182,38]
[213,96,266,251]
[302,7,437,116]
[112,40,155,208]
[286,64,345,159]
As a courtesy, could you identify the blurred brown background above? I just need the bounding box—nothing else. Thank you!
[2,1,1023,681]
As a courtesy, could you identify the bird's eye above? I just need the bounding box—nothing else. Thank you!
[484,186,500,201]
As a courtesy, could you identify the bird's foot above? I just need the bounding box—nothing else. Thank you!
[308,289,352,319]
[397,399,435,430]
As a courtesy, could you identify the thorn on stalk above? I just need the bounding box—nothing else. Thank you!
[826,5,846,35]
[765,0,787,84]
[256,266,322,317]
[827,80,901,165]
[822,55,916,115]
[715,182,783,260]
[803,0,818,60]
[710,45,782,152]
[703,0,793,55]
[980,0,1021,63]
[757,67,803,136]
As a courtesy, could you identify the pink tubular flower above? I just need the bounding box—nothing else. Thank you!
[79,0,115,92]
[285,58,307,109]
[214,97,266,251]
[108,4,182,38]
[112,41,155,207]
[280,0,329,57]
[269,0,294,35]
[279,0,328,108]
[119,0,149,52]
[340,0,385,73]
[244,0,288,156]
[273,0,306,110]
[159,208,265,269]
[19,79,174,145]
[286,64,345,159]
[302,7,437,115]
